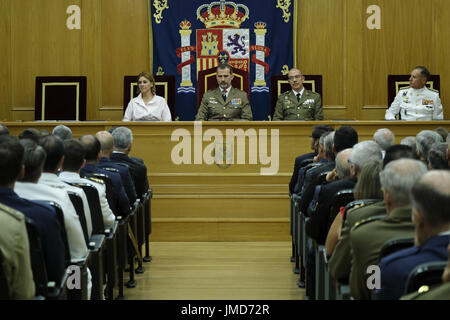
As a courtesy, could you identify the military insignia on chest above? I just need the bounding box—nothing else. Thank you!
[230,98,242,105]
[422,99,433,105]
[402,91,408,97]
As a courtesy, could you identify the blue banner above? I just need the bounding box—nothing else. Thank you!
[150,0,294,120]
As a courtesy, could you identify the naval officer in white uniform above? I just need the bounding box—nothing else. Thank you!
[385,66,443,120]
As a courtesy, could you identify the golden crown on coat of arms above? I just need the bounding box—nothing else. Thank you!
[179,19,192,30]
[196,0,250,29]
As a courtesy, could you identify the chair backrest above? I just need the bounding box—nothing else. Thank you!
[24,217,49,297]
[379,237,415,261]
[270,74,323,119]
[197,67,250,108]
[35,76,87,121]
[328,189,354,229]
[123,75,177,120]
[405,261,447,295]
[84,173,116,217]
[67,191,89,246]
[38,201,71,266]
[342,199,381,223]
[70,183,105,235]
[0,249,10,300]
[299,157,314,169]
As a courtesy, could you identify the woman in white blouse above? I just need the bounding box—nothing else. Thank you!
[123,72,172,121]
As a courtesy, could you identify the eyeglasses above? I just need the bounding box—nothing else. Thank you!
[288,75,303,81]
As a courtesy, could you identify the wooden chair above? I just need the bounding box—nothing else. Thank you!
[35,76,86,121]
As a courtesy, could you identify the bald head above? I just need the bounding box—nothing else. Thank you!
[96,131,114,157]
[79,134,101,163]
[335,148,353,179]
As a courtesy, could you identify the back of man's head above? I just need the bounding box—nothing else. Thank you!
[349,140,383,173]
[39,134,64,173]
[428,142,449,170]
[411,170,450,228]
[18,128,41,143]
[95,131,114,155]
[379,159,427,208]
[323,131,335,160]
[0,135,24,187]
[0,123,9,136]
[383,144,417,168]
[79,135,101,162]
[435,127,448,141]
[333,126,358,153]
[335,148,353,179]
[312,125,334,140]
[62,139,85,172]
[373,128,395,150]
[52,125,72,141]
[19,139,47,183]
[400,136,417,154]
[112,127,133,151]
[416,130,443,161]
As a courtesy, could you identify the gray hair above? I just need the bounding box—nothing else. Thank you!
[335,148,352,179]
[427,142,449,169]
[52,125,72,140]
[373,128,395,150]
[379,159,428,207]
[400,136,417,154]
[416,130,443,161]
[349,140,383,171]
[323,131,335,160]
[112,126,133,150]
[19,139,46,183]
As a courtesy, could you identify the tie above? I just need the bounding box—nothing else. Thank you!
[222,89,227,102]
[296,93,301,102]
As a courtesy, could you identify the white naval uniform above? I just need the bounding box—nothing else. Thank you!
[14,181,92,299]
[385,86,443,120]
[123,93,172,121]
[59,171,116,229]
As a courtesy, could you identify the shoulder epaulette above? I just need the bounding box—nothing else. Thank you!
[427,87,439,93]
[0,202,24,221]
[86,177,104,185]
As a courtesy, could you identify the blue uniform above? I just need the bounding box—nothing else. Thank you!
[0,187,66,284]
[374,234,449,300]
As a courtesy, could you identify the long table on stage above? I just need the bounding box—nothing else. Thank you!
[6,121,449,241]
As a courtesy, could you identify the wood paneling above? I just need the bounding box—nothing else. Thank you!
[101,0,149,111]
[0,0,11,121]
[4,121,449,240]
[297,0,345,115]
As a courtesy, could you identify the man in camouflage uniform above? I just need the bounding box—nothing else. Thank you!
[195,64,253,121]
[273,68,323,121]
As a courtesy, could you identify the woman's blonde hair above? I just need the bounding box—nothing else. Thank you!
[137,72,156,95]
[353,160,383,200]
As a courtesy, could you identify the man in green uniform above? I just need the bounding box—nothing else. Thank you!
[273,68,323,120]
[0,202,35,299]
[349,159,427,299]
[195,64,253,121]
